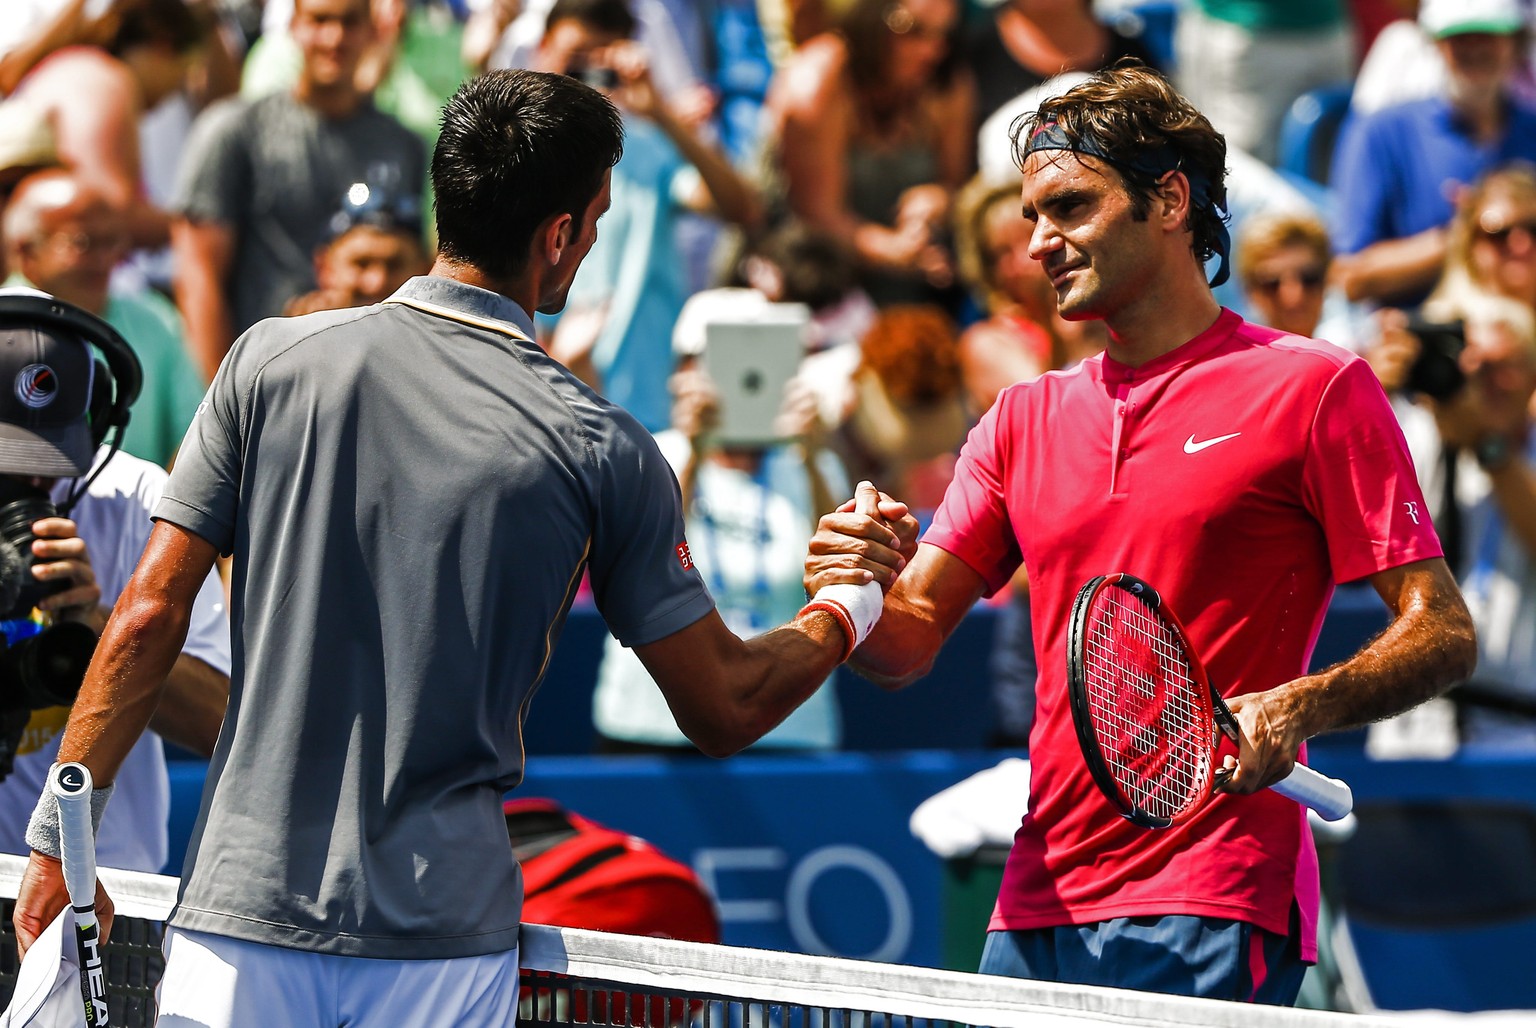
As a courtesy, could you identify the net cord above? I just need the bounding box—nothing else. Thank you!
[0,854,1410,1028]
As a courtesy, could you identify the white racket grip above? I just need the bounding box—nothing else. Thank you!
[1272,763,1354,822]
[50,762,98,912]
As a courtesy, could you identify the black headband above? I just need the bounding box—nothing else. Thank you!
[1022,122,1232,288]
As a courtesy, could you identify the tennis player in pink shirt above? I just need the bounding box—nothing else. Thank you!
[804,63,1477,1005]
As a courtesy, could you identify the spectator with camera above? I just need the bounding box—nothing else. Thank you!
[1364,167,1536,750]
[532,0,762,433]
[1371,293,1536,750]
[0,288,229,875]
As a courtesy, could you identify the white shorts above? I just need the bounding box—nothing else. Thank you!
[154,927,520,1027]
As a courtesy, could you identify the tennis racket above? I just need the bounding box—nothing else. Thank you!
[1067,573,1354,830]
[51,761,109,1027]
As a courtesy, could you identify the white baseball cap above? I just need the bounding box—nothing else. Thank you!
[1419,0,1527,39]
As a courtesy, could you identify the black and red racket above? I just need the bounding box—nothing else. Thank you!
[1067,573,1353,830]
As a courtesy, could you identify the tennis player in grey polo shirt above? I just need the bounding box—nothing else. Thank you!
[13,70,917,1026]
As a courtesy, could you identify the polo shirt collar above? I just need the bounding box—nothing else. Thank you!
[387,276,538,342]
[1098,307,1242,384]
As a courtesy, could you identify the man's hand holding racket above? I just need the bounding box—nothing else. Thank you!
[1218,686,1322,798]
[12,791,115,963]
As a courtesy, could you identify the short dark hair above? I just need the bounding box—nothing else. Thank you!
[432,70,624,279]
[1010,61,1229,269]
[543,0,638,39]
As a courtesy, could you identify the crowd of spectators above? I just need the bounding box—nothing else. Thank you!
[0,0,1531,755]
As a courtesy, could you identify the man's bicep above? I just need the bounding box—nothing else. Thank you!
[1365,557,1466,620]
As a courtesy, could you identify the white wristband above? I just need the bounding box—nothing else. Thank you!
[802,581,884,661]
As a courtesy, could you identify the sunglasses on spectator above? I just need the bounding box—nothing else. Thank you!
[1247,267,1327,294]
[1475,217,1536,249]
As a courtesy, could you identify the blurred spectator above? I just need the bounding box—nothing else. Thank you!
[532,0,762,433]
[472,0,705,106]
[1174,0,1355,168]
[7,0,212,253]
[687,220,877,440]
[1369,294,1536,752]
[0,0,125,96]
[1235,211,1333,338]
[2,169,205,468]
[1431,161,1536,313]
[1331,0,1536,308]
[1353,0,1536,116]
[759,0,974,310]
[242,0,471,162]
[829,303,968,512]
[171,0,426,381]
[951,173,1105,415]
[591,321,847,753]
[962,0,1157,137]
[0,100,58,243]
[283,179,431,315]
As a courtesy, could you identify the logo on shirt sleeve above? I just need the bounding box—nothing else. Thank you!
[1404,501,1421,525]
[676,542,694,571]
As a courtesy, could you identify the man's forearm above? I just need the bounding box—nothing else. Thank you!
[59,589,195,786]
[1280,562,1476,738]
[146,655,229,758]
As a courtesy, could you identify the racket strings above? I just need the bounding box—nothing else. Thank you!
[1082,591,1213,821]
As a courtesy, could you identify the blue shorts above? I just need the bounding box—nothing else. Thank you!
[978,911,1307,1005]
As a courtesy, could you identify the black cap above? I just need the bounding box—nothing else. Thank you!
[0,313,95,477]
[326,180,423,242]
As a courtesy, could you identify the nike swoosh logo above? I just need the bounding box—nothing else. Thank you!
[1183,432,1241,454]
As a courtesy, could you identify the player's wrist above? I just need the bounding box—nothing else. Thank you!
[25,764,113,859]
[800,580,883,661]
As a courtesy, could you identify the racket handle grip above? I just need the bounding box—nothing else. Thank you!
[1272,763,1354,822]
[50,762,98,913]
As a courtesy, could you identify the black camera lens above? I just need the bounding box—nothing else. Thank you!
[1404,319,1468,402]
[2,620,95,709]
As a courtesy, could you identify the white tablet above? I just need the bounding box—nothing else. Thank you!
[701,304,809,448]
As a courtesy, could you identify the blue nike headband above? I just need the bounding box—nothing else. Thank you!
[1022,122,1232,288]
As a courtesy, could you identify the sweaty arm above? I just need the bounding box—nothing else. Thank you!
[1222,557,1476,794]
[172,217,238,383]
[14,521,219,956]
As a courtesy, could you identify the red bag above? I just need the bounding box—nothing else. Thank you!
[505,798,721,943]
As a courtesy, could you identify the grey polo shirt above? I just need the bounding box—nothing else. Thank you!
[155,276,713,958]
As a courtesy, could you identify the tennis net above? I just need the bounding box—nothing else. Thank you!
[1,854,1410,1028]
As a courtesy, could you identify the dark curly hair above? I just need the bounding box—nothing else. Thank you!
[1008,61,1229,269]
